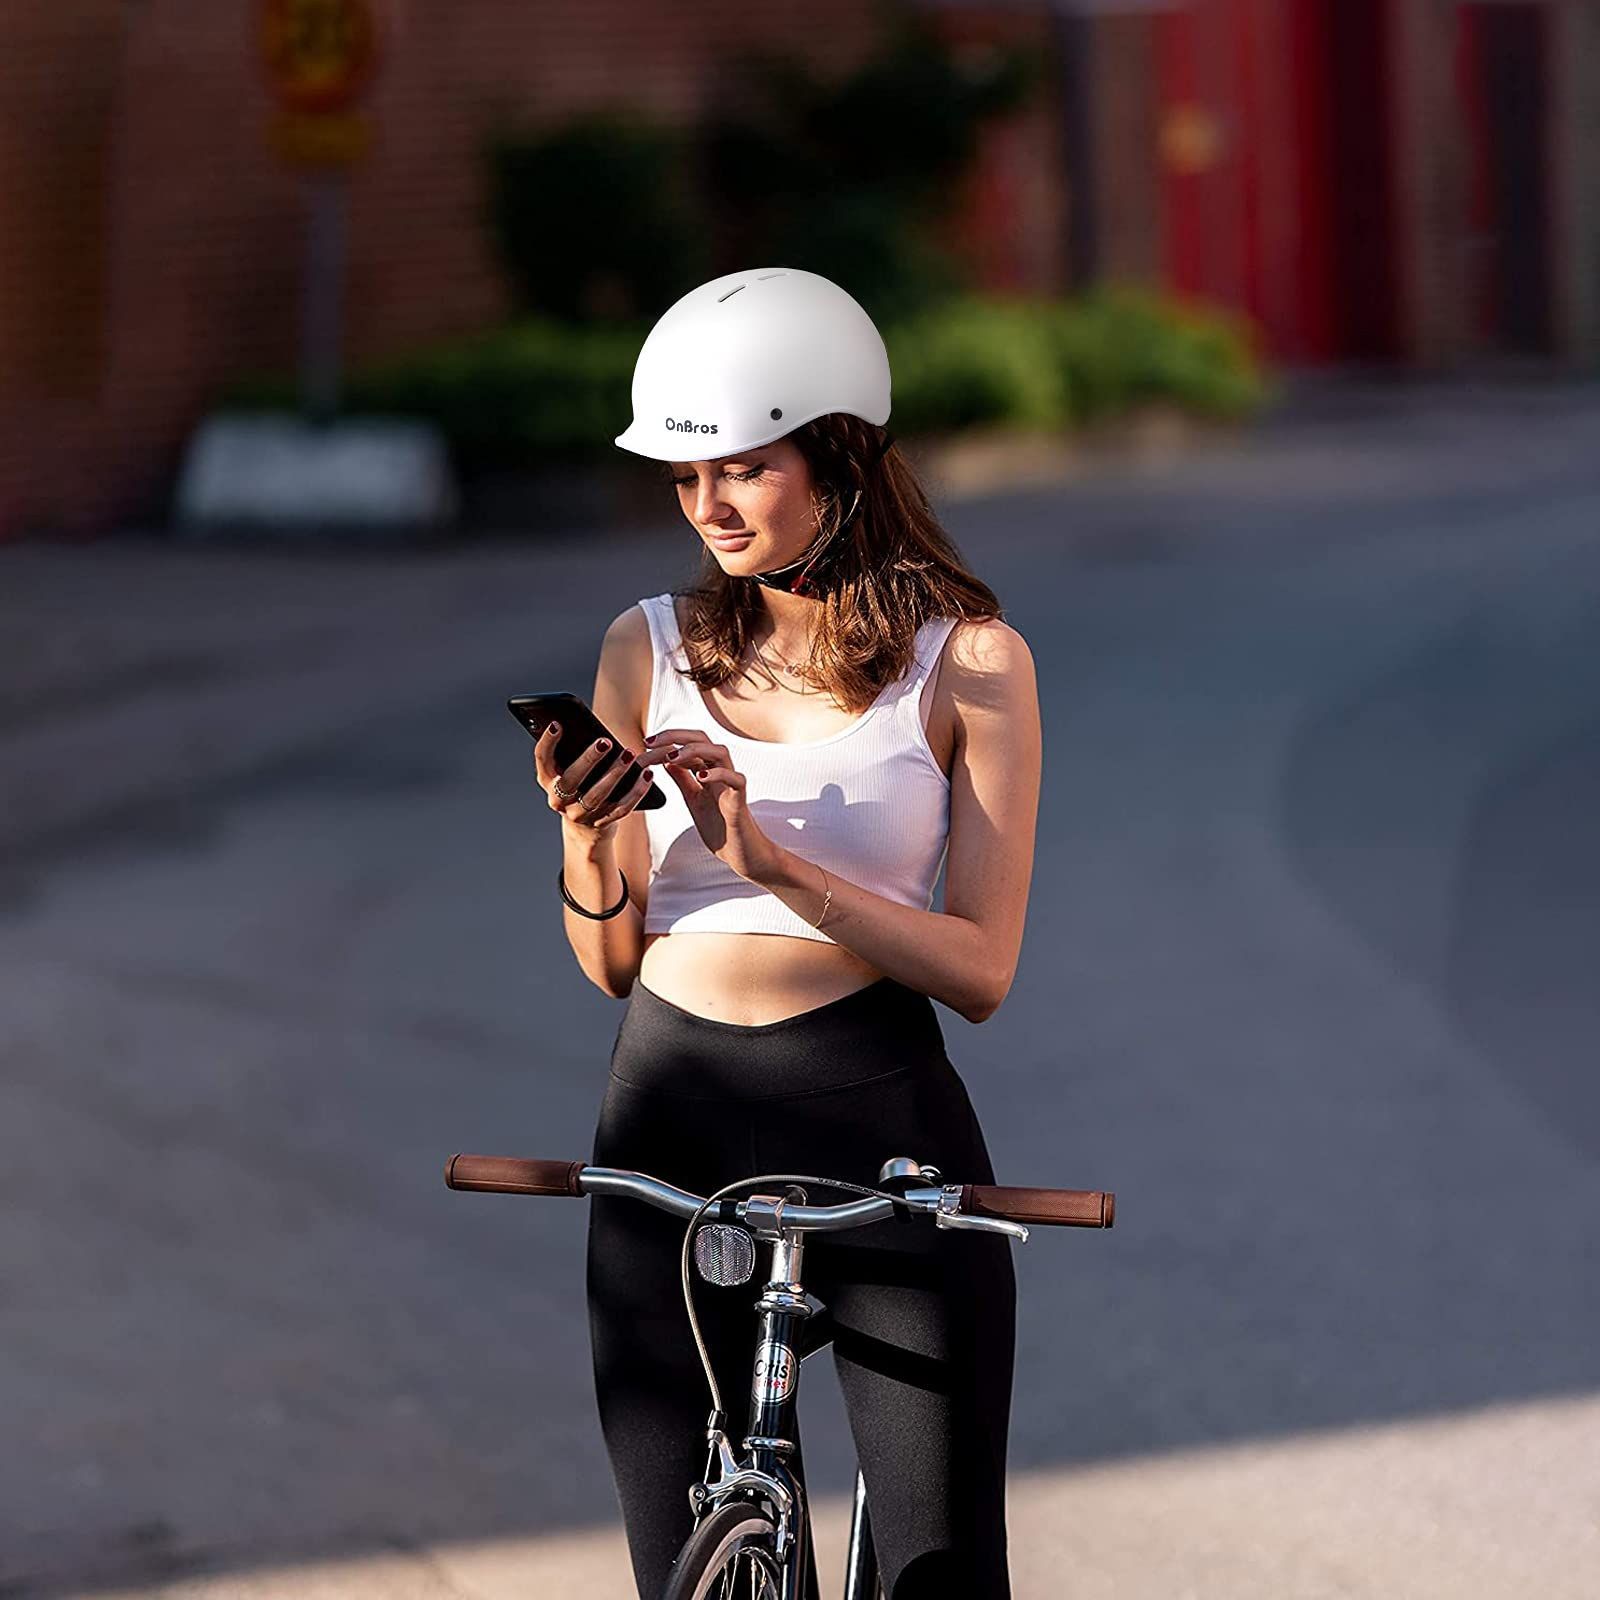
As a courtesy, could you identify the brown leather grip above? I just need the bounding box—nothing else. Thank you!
[444,1154,586,1196]
[959,1184,1115,1228]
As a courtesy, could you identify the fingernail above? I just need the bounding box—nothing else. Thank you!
[643,735,655,746]
[596,738,610,751]
[549,722,560,736]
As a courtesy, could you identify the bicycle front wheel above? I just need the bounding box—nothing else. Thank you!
[660,1500,785,1600]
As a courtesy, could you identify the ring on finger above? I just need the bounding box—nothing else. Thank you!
[553,779,577,802]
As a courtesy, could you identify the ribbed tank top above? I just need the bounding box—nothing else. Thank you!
[637,593,960,942]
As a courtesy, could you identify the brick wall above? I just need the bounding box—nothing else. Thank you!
[0,0,886,538]
[1385,0,1597,369]
[1551,0,1600,364]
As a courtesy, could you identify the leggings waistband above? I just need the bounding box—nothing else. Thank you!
[609,975,949,1101]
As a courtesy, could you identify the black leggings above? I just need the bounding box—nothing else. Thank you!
[585,974,1017,1599]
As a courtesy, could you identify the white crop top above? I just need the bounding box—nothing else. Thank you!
[637,593,960,941]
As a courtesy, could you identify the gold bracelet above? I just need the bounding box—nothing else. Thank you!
[811,864,834,929]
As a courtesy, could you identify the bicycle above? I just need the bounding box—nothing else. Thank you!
[445,1150,1115,1600]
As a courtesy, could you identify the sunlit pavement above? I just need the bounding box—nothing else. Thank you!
[4,383,1598,1598]
[75,1394,1600,1597]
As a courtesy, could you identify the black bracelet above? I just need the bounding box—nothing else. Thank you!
[558,866,631,920]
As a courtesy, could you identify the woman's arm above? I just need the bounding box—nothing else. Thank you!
[557,605,655,998]
[748,618,1041,1024]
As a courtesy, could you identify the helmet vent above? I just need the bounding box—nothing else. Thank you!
[717,283,748,303]
[757,272,786,281]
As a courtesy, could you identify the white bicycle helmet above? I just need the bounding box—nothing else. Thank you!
[614,266,891,461]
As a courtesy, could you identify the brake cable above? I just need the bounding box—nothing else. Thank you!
[678,1173,921,1420]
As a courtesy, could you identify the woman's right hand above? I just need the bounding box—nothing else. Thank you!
[535,722,656,834]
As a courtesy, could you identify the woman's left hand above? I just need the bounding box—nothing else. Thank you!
[638,728,777,883]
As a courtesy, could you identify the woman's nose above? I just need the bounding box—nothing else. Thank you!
[691,480,729,524]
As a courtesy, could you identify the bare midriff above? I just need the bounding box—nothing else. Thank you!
[637,931,887,1026]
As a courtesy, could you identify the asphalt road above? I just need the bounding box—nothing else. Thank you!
[2,383,1597,1597]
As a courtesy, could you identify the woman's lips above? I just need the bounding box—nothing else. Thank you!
[708,531,756,548]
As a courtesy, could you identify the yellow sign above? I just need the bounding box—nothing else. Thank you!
[261,0,379,115]
[270,109,371,169]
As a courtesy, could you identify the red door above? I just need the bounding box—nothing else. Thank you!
[1160,0,1401,363]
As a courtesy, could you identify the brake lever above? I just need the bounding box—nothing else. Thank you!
[935,1186,1029,1242]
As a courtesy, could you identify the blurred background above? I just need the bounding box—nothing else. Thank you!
[2,1,1597,1596]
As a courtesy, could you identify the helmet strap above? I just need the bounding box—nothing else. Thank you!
[748,430,895,596]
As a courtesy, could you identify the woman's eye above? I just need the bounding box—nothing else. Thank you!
[671,466,765,489]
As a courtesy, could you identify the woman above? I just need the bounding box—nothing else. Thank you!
[533,268,1041,1597]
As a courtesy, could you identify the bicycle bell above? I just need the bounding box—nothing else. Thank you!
[694,1222,756,1286]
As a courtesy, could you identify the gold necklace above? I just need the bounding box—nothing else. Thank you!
[763,648,807,678]
[752,639,815,691]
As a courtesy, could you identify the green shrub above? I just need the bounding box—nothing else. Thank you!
[883,300,1070,434]
[885,289,1265,434]
[222,289,1266,467]
[697,21,1042,322]
[350,319,647,467]
[484,114,708,322]
[474,21,1039,328]
[1042,287,1266,421]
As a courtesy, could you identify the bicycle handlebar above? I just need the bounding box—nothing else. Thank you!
[444,1154,1115,1231]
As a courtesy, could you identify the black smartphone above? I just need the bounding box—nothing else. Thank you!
[506,691,667,811]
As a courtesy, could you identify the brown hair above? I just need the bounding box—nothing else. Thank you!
[660,413,1004,713]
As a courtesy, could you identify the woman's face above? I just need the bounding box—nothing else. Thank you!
[670,437,818,572]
